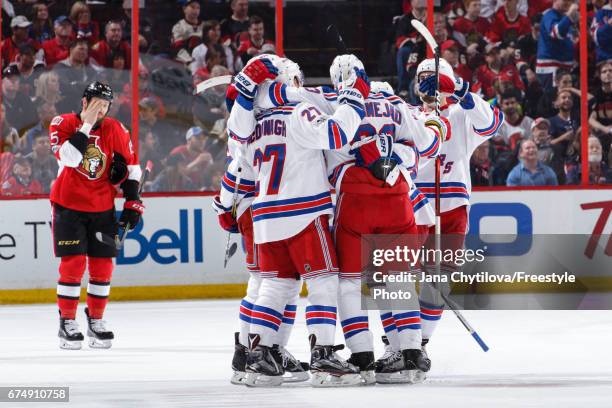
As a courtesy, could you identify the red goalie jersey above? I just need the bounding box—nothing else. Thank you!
[49,113,139,213]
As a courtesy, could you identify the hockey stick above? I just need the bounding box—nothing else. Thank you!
[194,74,233,95]
[96,161,153,250]
[326,24,347,54]
[411,19,489,352]
[224,166,242,268]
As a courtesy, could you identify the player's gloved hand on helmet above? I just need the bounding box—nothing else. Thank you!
[424,115,452,146]
[350,67,370,99]
[419,73,470,101]
[234,57,279,101]
[351,134,397,167]
[212,195,238,233]
[109,152,128,185]
[337,68,370,119]
[120,200,144,230]
[225,83,238,112]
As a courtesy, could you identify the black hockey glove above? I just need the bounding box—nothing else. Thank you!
[109,152,128,185]
[119,200,144,230]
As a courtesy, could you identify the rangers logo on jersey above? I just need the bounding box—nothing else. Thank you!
[78,137,107,180]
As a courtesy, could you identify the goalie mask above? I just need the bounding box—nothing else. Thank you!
[415,57,454,106]
[329,54,365,89]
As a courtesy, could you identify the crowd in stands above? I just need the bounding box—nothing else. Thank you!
[0,0,610,197]
[396,0,611,186]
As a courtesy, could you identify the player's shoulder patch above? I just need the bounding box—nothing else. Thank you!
[50,115,64,127]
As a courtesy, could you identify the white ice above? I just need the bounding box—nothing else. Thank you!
[1,300,612,408]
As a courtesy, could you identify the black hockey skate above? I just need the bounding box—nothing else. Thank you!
[347,351,376,385]
[84,307,114,349]
[231,332,248,385]
[375,336,411,384]
[412,338,431,383]
[271,344,310,383]
[244,334,284,387]
[402,346,431,384]
[309,334,362,387]
[58,312,84,350]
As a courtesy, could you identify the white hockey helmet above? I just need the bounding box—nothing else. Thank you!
[370,81,394,95]
[329,54,365,89]
[415,57,455,82]
[276,57,304,88]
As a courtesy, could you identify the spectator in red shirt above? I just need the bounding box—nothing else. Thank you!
[169,126,213,188]
[2,16,42,67]
[236,16,275,66]
[1,156,43,196]
[527,0,553,18]
[90,21,131,70]
[452,0,491,47]
[42,16,74,68]
[487,0,531,44]
[69,1,100,46]
[440,39,472,83]
[476,43,525,99]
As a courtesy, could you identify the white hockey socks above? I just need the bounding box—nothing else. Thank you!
[338,278,373,353]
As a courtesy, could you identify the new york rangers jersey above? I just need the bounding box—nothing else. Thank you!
[414,94,504,213]
[536,8,576,74]
[227,97,363,244]
[219,138,256,220]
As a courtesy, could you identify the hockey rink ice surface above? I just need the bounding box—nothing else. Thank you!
[1,299,612,408]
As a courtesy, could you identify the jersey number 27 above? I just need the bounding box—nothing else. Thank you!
[253,144,286,195]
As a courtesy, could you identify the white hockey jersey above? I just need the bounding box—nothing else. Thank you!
[219,138,255,220]
[325,92,440,193]
[414,94,504,213]
[227,97,363,243]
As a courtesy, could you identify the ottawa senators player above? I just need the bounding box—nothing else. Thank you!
[49,81,144,350]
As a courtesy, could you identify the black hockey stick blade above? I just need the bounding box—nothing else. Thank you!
[326,24,347,53]
[95,231,119,248]
[224,242,238,268]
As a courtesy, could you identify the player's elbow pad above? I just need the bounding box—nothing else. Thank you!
[127,165,142,182]
[58,139,85,168]
[120,179,140,201]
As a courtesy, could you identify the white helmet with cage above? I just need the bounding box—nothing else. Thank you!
[329,54,365,89]
[415,57,455,106]
[415,57,455,82]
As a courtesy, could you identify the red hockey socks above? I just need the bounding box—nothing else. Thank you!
[57,255,87,319]
[86,257,113,319]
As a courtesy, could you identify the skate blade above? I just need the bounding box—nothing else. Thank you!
[244,372,283,387]
[230,371,246,385]
[59,339,82,350]
[311,372,363,387]
[88,337,112,349]
[360,370,376,385]
[282,370,310,383]
[375,371,412,384]
[412,370,427,384]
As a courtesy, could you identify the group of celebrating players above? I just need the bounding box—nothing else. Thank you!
[213,51,503,387]
[45,39,502,388]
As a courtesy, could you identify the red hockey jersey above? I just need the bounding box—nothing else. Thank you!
[49,113,139,212]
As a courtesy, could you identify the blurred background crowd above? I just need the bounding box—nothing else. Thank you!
[0,0,610,197]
